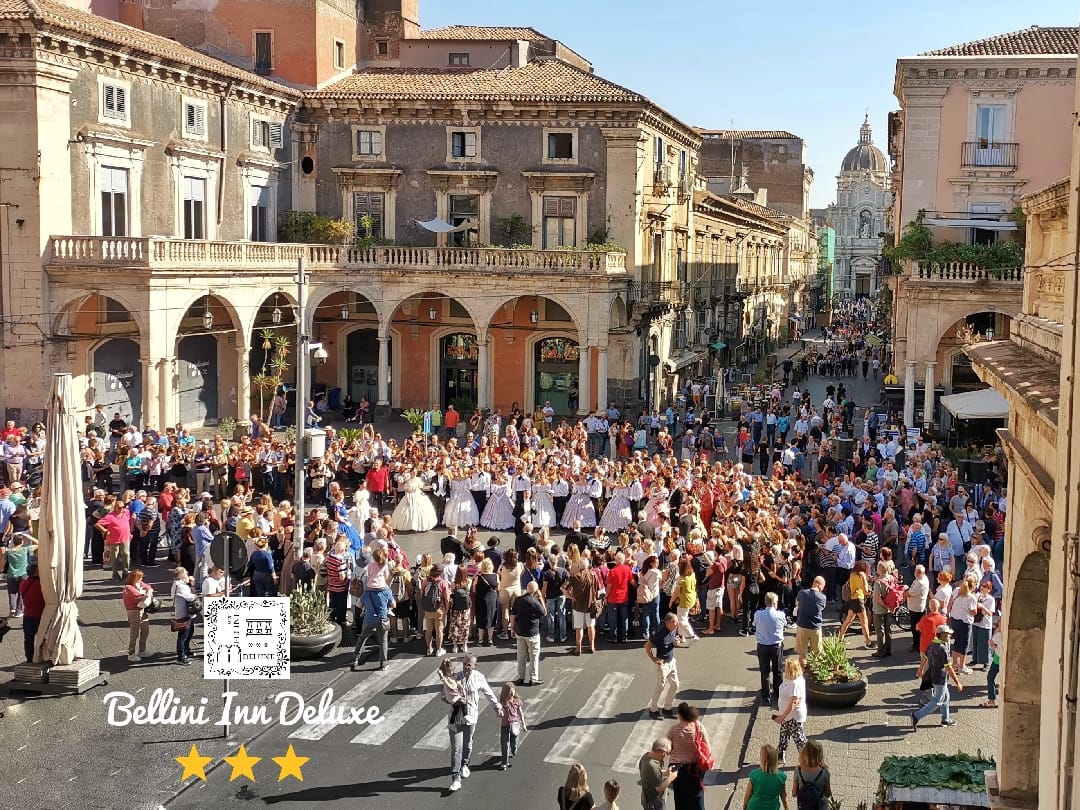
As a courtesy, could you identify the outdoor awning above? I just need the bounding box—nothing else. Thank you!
[711,341,727,351]
[940,388,1009,420]
[664,351,707,373]
[922,218,1017,231]
[415,217,475,233]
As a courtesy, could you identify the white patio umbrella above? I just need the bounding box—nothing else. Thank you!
[34,373,85,665]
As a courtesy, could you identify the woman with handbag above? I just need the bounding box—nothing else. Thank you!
[665,702,713,810]
[669,556,700,642]
[122,569,154,662]
[170,566,198,666]
[250,536,278,597]
[557,763,595,810]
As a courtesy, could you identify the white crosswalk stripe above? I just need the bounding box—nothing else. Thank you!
[413,661,517,750]
[700,684,750,786]
[351,669,443,745]
[479,666,583,757]
[288,657,421,741]
[544,671,635,766]
[613,709,667,774]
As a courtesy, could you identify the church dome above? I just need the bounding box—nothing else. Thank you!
[841,115,887,173]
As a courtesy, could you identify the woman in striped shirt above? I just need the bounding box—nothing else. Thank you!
[666,702,711,810]
[323,537,353,626]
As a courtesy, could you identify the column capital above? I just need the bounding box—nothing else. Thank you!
[905,360,917,368]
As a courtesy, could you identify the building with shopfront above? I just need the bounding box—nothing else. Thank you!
[888,25,1076,431]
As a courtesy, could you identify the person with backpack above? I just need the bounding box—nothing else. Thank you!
[352,568,396,672]
[791,740,832,810]
[421,563,451,657]
[387,562,412,644]
[870,561,900,658]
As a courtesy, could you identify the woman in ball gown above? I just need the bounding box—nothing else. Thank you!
[599,472,634,533]
[561,474,597,529]
[645,481,670,529]
[392,469,438,532]
[443,469,480,529]
[531,473,557,529]
[481,472,516,531]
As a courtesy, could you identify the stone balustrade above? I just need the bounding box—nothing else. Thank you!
[911,260,1023,283]
[48,236,627,276]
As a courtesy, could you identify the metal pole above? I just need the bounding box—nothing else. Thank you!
[294,258,307,523]
[223,535,230,741]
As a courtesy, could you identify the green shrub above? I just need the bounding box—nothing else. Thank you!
[807,633,862,683]
[279,211,355,244]
[289,586,334,637]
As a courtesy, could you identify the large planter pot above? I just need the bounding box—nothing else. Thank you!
[290,623,342,660]
[806,675,868,709]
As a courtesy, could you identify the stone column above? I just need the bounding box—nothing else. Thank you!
[235,346,250,422]
[376,336,390,407]
[577,345,591,415]
[159,357,175,429]
[596,347,608,412]
[477,339,490,411]
[904,360,916,428]
[923,361,936,427]
[140,355,156,431]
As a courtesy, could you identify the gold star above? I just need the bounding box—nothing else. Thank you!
[175,744,214,782]
[271,744,309,782]
[223,744,262,782]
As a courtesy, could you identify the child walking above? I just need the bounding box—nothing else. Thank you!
[499,681,527,770]
[598,779,621,810]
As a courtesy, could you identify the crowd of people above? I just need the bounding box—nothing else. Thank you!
[0,302,1008,808]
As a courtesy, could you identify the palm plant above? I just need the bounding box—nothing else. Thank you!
[807,634,862,684]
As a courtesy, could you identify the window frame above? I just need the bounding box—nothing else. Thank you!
[182,176,207,240]
[99,165,129,237]
[334,39,346,70]
[253,30,274,73]
[446,126,481,163]
[448,52,470,67]
[181,97,208,142]
[352,191,385,239]
[98,76,131,128]
[351,125,386,162]
[250,184,271,242]
[250,114,284,152]
[543,128,578,166]
[542,196,577,249]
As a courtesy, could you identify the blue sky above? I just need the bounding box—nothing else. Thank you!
[423,0,1080,208]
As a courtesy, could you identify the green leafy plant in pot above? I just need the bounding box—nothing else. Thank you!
[288,586,341,659]
[805,633,867,709]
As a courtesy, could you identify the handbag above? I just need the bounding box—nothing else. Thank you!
[589,596,605,618]
[170,618,189,632]
[188,597,203,616]
[692,721,715,773]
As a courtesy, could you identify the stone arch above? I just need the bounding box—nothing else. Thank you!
[172,290,246,350]
[930,307,1019,359]
[609,295,628,329]
[173,293,244,427]
[525,329,580,415]
[51,291,147,345]
[385,287,481,337]
[306,287,385,333]
[999,549,1049,802]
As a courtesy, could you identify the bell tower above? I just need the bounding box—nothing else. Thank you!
[359,0,420,67]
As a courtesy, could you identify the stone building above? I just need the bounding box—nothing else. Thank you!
[888,26,1075,429]
[822,116,891,299]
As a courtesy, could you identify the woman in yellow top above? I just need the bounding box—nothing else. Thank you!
[669,555,700,641]
[838,560,874,648]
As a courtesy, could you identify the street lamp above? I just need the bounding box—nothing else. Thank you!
[428,305,438,321]
[985,328,994,342]
[202,300,214,330]
[294,258,331,522]
[529,310,539,324]
[341,303,350,321]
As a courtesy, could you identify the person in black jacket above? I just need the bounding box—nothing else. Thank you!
[515,522,538,560]
[440,527,464,564]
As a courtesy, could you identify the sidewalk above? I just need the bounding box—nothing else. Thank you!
[730,635,999,807]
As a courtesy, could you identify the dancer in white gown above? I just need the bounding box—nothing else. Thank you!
[599,479,634,532]
[560,476,597,529]
[443,472,480,528]
[480,475,516,530]
[391,473,438,532]
[531,477,557,528]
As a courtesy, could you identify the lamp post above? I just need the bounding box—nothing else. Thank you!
[295,258,309,521]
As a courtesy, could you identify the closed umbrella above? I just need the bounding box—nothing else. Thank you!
[34,373,85,665]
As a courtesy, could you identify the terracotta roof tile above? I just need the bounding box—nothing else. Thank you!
[308,59,643,103]
[415,25,550,42]
[920,25,1078,56]
[0,0,300,98]
[697,129,800,139]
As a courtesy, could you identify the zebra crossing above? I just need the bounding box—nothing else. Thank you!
[288,655,754,777]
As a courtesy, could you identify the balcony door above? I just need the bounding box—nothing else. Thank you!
[974,105,1007,166]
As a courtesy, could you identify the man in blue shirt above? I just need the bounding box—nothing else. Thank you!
[754,592,786,706]
[645,613,682,719]
[945,511,972,572]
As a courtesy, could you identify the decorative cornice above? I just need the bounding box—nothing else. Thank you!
[521,171,596,193]
[426,169,498,192]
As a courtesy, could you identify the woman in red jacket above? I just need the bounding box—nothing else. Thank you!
[121,569,154,662]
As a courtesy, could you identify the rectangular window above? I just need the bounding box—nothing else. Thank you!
[375,40,389,56]
[254,32,273,73]
[451,131,477,158]
[334,40,345,69]
[355,130,383,157]
[975,104,1007,144]
[183,177,206,240]
[448,194,479,246]
[655,135,665,165]
[542,196,576,249]
[252,119,284,150]
[353,192,385,239]
[250,185,269,242]
[449,53,470,66]
[183,101,207,139]
[100,166,128,237]
[102,83,127,121]
[547,132,574,160]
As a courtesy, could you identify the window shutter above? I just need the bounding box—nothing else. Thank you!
[464,132,476,155]
[251,119,264,147]
[114,87,126,116]
[268,122,283,149]
[104,84,114,112]
[371,131,382,155]
[544,197,576,217]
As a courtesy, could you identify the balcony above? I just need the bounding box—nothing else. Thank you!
[961,141,1018,170]
[628,280,686,308]
[46,237,627,277]
[911,261,1022,284]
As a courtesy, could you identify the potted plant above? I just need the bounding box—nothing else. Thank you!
[805,633,868,709]
[401,408,425,435]
[288,586,341,659]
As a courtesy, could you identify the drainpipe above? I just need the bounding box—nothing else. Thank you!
[217,81,233,226]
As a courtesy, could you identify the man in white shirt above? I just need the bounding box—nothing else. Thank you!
[446,655,501,791]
